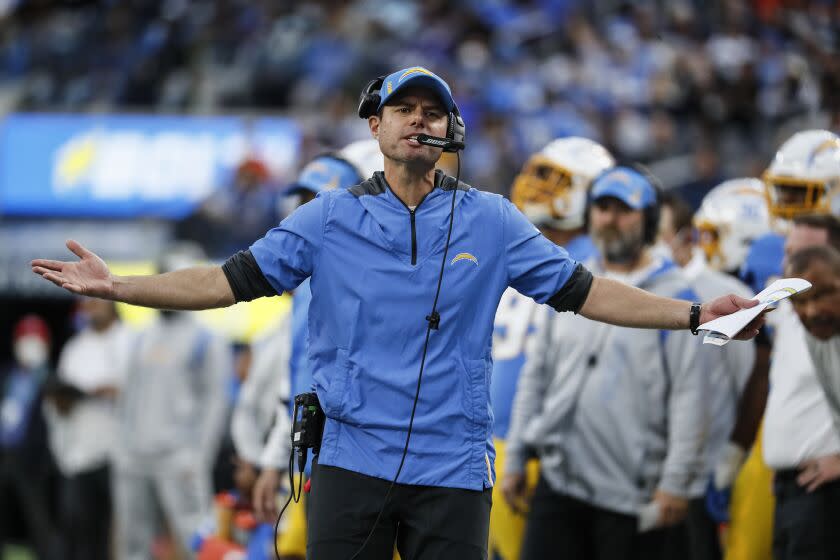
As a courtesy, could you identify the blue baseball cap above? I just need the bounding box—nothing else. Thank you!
[377,66,457,113]
[286,155,361,195]
[590,167,657,210]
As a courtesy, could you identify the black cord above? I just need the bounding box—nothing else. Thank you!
[274,417,305,559]
[348,154,462,560]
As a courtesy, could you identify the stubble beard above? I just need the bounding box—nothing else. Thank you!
[594,227,646,265]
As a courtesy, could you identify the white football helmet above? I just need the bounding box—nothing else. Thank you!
[511,137,615,230]
[338,139,384,181]
[763,129,840,220]
[693,178,771,272]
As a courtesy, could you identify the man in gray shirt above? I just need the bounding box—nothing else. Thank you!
[113,244,231,560]
[503,167,709,559]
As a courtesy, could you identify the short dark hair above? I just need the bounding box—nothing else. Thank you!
[792,213,840,252]
[659,191,694,233]
[786,245,840,276]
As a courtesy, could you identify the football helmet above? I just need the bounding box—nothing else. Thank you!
[694,178,771,272]
[763,129,840,220]
[511,137,615,230]
[337,139,384,182]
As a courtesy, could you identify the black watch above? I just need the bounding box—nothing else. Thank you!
[689,302,702,335]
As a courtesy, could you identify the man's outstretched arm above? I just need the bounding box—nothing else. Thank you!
[578,276,764,340]
[32,240,235,310]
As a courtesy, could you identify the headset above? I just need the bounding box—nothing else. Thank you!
[357,76,466,152]
[584,163,662,245]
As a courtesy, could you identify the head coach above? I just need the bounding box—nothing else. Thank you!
[32,66,765,559]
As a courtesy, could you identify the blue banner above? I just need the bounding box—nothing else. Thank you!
[0,114,301,218]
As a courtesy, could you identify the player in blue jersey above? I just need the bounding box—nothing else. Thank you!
[490,137,614,560]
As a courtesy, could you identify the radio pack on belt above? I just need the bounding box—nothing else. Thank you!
[292,392,325,470]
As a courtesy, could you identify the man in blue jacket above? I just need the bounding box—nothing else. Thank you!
[32,66,764,560]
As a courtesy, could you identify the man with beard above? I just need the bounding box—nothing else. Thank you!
[504,167,709,559]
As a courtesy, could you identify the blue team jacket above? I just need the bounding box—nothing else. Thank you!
[249,171,579,490]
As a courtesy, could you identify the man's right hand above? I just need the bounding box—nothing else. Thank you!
[501,472,529,515]
[253,468,283,523]
[31,240,115,298]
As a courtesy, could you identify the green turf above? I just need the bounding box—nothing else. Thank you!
[1,545,35,560]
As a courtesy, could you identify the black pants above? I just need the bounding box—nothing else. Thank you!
[655,497,721,560]
[773,469,840,560]
[520,474,675,560]
[0,456,62,560]
[59,464,112,560]
[307,462,492,559]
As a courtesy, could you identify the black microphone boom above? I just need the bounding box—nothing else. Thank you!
[415,133,465,152]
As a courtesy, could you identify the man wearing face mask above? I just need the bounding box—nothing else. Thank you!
[0,315,61,560]
[505,167,710,559]
[112,243,232,560]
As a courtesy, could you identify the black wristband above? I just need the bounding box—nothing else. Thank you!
[689,302,702,335]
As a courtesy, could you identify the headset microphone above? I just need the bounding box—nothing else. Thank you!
[415,133,465,152]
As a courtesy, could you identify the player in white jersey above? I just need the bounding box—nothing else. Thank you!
[489,137,613,560]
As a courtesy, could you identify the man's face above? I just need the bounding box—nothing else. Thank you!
[590,197,646,264]
[784,224,828,263]
[369,87,449,168]
[790,260,840,340]
[80,298,116,329]
[656,204,693,265]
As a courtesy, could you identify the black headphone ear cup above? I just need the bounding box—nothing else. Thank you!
[443,112,466,152]
[358,77,385,119]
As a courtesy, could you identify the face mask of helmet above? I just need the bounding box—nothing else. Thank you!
[511,157,581,229]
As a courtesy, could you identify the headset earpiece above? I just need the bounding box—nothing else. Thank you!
[358,76,385,119]
[445,110,466,153]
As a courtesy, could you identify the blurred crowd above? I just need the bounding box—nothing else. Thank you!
[2,0,839,194]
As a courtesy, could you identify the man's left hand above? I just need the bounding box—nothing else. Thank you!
[797,454,840,492]
[700,294,766,340]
